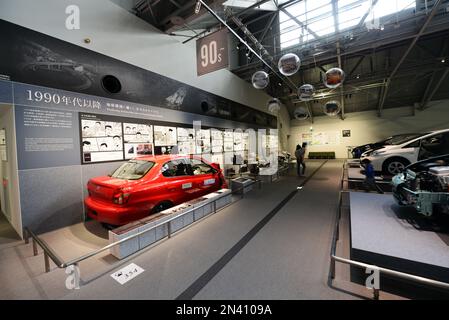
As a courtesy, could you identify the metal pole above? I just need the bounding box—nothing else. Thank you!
[44,252,50,273]
[24,228,29,244]
[167,222,172,239]
[378,0,443,116]
[33,239,38,256]
[197,0,297,92]
[330,258,336,280]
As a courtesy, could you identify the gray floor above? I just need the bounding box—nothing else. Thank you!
[351,192,449,268]
[0,160,358,300]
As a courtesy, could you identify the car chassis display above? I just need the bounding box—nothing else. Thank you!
[392,154,449,217]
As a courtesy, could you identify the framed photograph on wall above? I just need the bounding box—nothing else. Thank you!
[342,130,351,137]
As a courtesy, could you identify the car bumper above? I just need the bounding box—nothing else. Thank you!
[84,197,147,225]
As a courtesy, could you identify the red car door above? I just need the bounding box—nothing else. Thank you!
[188,158,221,197]
[161,158,197,203]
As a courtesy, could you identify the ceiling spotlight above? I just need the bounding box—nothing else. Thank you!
[442,58,446,63]
[278,83,282,86]
[356,74,360,79]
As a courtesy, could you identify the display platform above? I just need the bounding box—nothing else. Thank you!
[349,191,449,298]
[346,166,392,192]
[109,189,233,259]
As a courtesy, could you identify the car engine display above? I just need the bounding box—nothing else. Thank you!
[392,154,449,217]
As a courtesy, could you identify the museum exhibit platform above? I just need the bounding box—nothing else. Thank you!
[349,191,449,298]
[344,161,392,192]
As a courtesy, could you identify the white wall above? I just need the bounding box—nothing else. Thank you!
[289,100,449,158]
[0,0,290,142]
[0,105,22,237]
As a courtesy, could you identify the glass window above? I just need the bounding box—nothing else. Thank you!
[279,0,416,49]
[403,140,420,148]
[189,158,216,175]
[161,159,193,177]
[111,160,154,180]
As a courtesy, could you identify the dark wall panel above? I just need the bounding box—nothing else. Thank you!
[0,19,276,128]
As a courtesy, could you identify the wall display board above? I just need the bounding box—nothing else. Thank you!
[0,20,277,129]
[310,131,340,146]
[15,106,81,170]
[301,133,312,146]
[224,131,234,152]
[243,132,249,151]
[211,129,223,153]
[0,128,6,161]
[123,123,153,159]
[196,129,211,154]
[177,127,195,155]
[154,126,177,146]
[233,130,244,151]
[211,153,224,169]
[80,114,123,163]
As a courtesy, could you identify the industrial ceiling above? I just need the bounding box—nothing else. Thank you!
[112,0,449,121]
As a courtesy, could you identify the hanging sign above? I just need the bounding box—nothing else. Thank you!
[196,29,229,76]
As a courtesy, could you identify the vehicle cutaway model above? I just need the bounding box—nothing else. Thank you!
[392,154,449,217]
[85,155,227,225]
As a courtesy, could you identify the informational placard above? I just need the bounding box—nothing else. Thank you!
[233,130,244,152]
[211,128,223,153]
[123,123,153,159]
[0,128,6,161]
[154,126,177,146]
[196,129,211,154]
[311,131,340,146]
[196,29,229,76]
[110,263,145,285]
[177,127,195,155]
[224,131,233,152]
[15,106,80,170]
[81,114,124,163]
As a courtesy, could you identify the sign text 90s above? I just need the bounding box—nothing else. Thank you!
[196,29,229,76]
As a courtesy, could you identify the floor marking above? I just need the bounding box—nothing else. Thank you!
[176,161,328,300]
[110,263,144,285]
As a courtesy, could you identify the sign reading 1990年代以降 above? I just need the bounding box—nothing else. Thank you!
[196,29,229,76]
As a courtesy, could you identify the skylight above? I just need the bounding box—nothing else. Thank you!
[279,0,416,50]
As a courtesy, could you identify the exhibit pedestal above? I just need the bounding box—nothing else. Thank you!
[108,221,143,259]
[231,177,254,194]
[259,173,278,183]
[349,191,449,298]
[109,189,233,259]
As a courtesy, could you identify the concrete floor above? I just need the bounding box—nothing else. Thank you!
[0,160,363,300]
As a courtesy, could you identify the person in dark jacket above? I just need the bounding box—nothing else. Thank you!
[295,143,306,176]
[361,159,383,193]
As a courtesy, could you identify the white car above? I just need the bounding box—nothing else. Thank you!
[360,129,449,176]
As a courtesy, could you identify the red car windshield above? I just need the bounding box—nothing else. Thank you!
[111,160,155,180]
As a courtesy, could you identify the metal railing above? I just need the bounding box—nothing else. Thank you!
[23,180,261,277]
[330,168,449,299]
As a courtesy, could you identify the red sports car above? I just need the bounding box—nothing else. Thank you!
[85,155,227,226]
